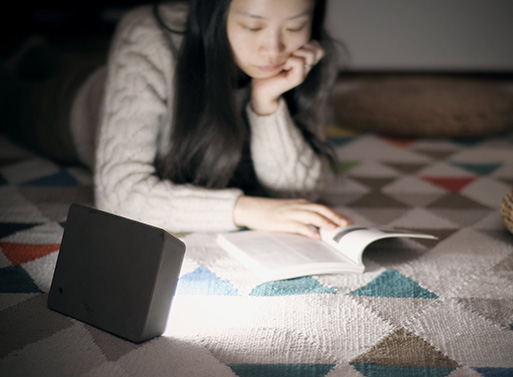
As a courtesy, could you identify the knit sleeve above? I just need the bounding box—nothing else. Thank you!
[94,6,242,233]
[246,98,330,199]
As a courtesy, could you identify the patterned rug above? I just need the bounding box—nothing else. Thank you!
[1,126,513,377]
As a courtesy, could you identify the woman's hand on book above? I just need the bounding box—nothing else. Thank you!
[233,196,352,239]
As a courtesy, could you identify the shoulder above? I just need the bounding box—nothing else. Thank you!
[105,2,188,78]
[115,2,187,38]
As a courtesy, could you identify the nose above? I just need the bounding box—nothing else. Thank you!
[260,30,286,59]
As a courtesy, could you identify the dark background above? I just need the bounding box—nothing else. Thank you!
[3,1,151,56]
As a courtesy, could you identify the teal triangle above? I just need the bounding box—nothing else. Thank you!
[229,363,335,377]
[351,363,457,377]
[250,276,337,296]
[176,267,239,296]
[23,170,79,186]
[449,162,501,176]
[329,136,357,147]
[474,367,513,377]
[0,266,42,293]
[349,269,438,299]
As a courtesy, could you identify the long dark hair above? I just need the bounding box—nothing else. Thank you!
[154,0,338,190]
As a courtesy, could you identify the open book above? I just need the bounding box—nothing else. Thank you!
[216,226,437,282]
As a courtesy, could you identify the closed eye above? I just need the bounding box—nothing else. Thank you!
[287,24,307,32]
[238,22,263,32]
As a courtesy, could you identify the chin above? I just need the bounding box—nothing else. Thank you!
[245,68,282,80]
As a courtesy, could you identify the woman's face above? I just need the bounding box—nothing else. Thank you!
[226,0,315,79]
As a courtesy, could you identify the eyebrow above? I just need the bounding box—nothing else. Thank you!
[235,10,311,20]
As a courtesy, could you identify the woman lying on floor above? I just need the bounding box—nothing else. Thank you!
[1,0,351,238]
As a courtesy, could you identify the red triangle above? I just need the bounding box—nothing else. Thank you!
[0,242,60,266]
[383,137,417,148]
[421,176,476,192]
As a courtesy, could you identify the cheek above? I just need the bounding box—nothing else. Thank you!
[292,30,312,50]
[230,39,251,68]
[228,32,250,64]
[290,38,308,53]
[282,29,312,55]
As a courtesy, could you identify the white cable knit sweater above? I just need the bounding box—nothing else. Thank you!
[71,4,329,234]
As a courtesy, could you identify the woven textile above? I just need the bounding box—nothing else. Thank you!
[501,188,513,234]
[1,127,513,377]
[333,77,513,138]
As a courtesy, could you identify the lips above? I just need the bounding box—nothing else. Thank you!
[257,63,285,72]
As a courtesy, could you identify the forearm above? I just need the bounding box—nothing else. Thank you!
[247,99,328,198]
[95,165,242,233]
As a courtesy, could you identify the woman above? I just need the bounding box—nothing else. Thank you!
[4,0,351,238]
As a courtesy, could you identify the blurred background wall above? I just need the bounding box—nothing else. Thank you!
[326,0,513,72]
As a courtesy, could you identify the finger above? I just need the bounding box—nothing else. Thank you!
[280,207,338,234]
[287,199,340,220]
[319,208,352,227]
[307,40,325,62]
[282,55,309,80]
[293,202,352,228]
[310,40,326,62]
[292,40,325,67]
[287,221,322,240]
[283,54,304,72]
[291,49,315,68]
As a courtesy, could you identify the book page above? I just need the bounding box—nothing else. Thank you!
[217,227,436,282]
[217,231,359,281]
[320,226,437,265]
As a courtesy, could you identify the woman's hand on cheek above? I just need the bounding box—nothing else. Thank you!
[285,39,325,86]
[250,40,325,116]
[233,196,352,240]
